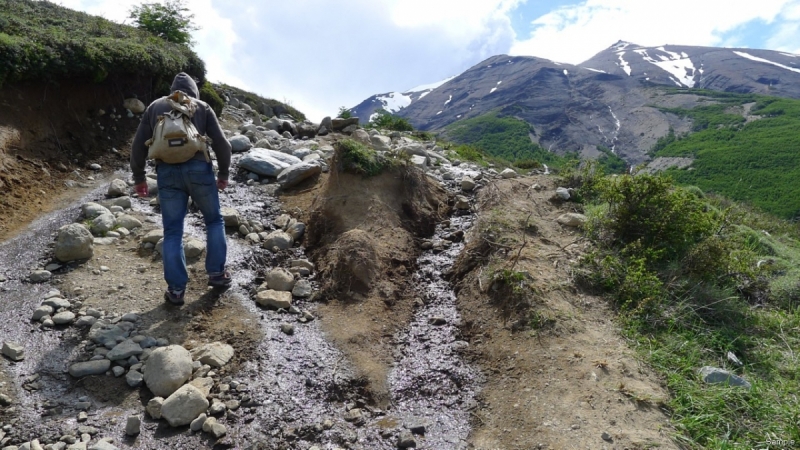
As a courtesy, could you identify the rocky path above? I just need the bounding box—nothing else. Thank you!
[0,102,508,449]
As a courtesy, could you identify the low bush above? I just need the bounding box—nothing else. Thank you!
[199,81,224,116]
[335,139,392,177]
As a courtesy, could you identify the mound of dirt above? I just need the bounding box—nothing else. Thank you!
[284,160,448,406]
[0,76,159,240]
[450,176,679,450]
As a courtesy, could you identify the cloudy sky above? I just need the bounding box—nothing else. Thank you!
[59,0,800,121]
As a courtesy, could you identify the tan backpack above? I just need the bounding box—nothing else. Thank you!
[145,91,210,164]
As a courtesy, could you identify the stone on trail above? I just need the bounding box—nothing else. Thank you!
[500,168,518,179]
[285,219,306,241]
[266,268,295,292]
[555,187,571,200]
[126,370,143,388]
[87,321,128,347]
[115,215,142,230]
[29,270,52,283]
[125,415,141,436]
[461,177,476,192]
[143,345,193,397]
[188,377,214,397]
[146,397,164,419]
[142,229,164,244]
[43,296,70,309]
[161,384,209,427]
[183,238,206,259]
[69,360,111,377]
[557,213,587,228]
[291,279,312,298]
[82,203,111,219]
[262,231,293,251]
[277,162,322,188]
[88,441,119,450]
[455,195,470,210]
[99,195,133,210]
[106,179,128,198]
[2,342,25,361]
[229,135,252,153]
[190,413,207,432]
[221,207,241,227]
[55,224,94,262]
[106,340,143,361]
[239,148,302,177]
[90,213,116,236]
[699,366,752,389]
[256,290,292,309]
[32,305,54,322]
[75,316,97,327]
[190,342,234,368]
[52,311,76,325]
[398,429,417,448]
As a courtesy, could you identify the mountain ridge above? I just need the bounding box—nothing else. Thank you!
[351,41,800,163]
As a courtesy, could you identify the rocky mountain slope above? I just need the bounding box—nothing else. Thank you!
[351,41,800,164]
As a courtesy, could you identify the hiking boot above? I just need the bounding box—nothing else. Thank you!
[208,270,232,289]
[164,288,185,306]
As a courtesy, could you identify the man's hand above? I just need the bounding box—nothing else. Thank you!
[217,179,228,191]
[134,181,149,198]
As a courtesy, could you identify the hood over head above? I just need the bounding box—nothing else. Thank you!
[170,72,199,99]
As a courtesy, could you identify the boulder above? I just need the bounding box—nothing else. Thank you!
[123,98,146,114]
[277,162,321,188]
[99,196,133,210]
[500,168,518,179]
[161,385,209,427]
[52,311,76,325]
[557,213,588,228]
[285,219,305,241]
[143,345,193,397]
[32,305,54,322]
[188,377,214,397]
[352,129,372,145]
[410,155,428,168]
[190,343,234,368]
[266,268,296,291]
[331,117,359,131]
[319,116,332,132]
[455,195,470,210]
[229,135,252,153]
[256,290,292,309]
[55,223,94,262]
[262,231,293,250]
[107,179,128,197]
[264,117,283,131]
[555,187,571,200]
[30,270,52,283]
[281,120,297,136]
[296,122,317,139]
[239,148,302,177]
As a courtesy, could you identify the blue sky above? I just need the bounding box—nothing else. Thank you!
[58,0,800,121]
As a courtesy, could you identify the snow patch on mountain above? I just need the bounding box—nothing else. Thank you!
[634,48,697,87]
[583,67,607,73]
[374,92,413,113]
[407,76,456,93]
[444,95,453,106]
[617,52,632,76]
[734,51,800,74]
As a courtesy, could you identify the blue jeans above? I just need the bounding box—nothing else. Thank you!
[156,159,227,291]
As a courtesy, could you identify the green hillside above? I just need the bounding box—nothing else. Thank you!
[652,91,800,219]
[0,0,205,86]
[443,112,568,167]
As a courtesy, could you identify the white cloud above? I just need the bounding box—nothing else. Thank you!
[510,0,797,64]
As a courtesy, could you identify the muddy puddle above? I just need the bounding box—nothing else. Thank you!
[0,159,484,449]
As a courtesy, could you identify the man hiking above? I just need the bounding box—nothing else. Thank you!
[130,72,233,305]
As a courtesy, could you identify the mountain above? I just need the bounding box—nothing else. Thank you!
[350,41,800,164]
[350,76,455,123]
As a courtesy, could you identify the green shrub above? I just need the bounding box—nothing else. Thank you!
[368,110,413,131]
[337,106,352,119]
[199,81,223,116]
[514,159,541,169]
[335,139,390,177]
[128,0,197,46]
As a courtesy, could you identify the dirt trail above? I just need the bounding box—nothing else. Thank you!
[451,176,678,450]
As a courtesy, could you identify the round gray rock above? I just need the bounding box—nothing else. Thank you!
[143,345,193,397]
[55,224,94,262]
[160,384,209,427]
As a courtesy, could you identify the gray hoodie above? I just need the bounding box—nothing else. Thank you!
[130,73,231,184]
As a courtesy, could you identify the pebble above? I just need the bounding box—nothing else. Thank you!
[112,366,125,377]
[190,413,207,432]
[602,431,613,442]
[280,323,295,335]
[77,412,88,422]
[2,342,25,361]
[146,397,164,419]
[398,430,417,448]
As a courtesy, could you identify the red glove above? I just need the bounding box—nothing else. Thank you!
[134,181,149,197]
[217,179,228,191]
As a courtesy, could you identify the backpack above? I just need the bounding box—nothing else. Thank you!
[145,90,210,164]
